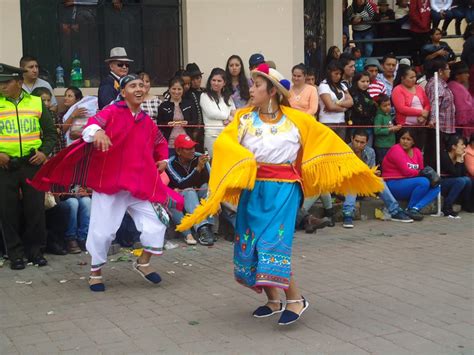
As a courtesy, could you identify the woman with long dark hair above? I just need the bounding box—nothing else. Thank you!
[200,67,236,157]
[157,76,199,156]
[382,128,439,221]
[318,61,353,140]
[177,63,382,326]
[325,45,341,68]
[225,55,250,109]
[349,71,377,146]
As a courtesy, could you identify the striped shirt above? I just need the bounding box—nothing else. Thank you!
[368,79,387,99]
[346,2,376,32]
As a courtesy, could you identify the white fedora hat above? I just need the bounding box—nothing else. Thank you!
[105,47,134,63]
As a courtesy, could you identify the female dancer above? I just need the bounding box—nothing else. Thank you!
[177,64,382,325]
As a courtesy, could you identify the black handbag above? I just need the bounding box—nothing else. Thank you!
[419,166,441,187]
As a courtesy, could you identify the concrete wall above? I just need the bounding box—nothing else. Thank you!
[183,0,304,81]
[0,0,23,67]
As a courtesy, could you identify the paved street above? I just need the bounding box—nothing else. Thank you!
[0,213,473,354]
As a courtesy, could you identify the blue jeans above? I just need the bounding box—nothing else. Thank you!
[375,147,390,167]
[440,177,472,210]
[386,177,440,211]
[343,181,400,217]
[431,9,453,28]
[170,183,214,235]
[302,192,333,211]
[352,28,374,57]
[60,197,91,241]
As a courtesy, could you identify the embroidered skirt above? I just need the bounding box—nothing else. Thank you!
[233,180,302,292]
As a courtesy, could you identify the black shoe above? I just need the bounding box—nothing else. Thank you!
[29,255,48,267]
[77,240,87,252]
[10,258,25,270]
[304,215,331,233]
[46,243,67,255]
[324,207,336,227]
[405,208,424,221]
[198,225,214,246]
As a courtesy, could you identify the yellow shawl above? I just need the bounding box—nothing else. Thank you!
[176,106,383,231]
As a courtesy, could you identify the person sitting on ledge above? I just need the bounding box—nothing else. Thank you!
[342,129,413,228]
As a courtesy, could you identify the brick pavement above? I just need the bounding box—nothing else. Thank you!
[0,213,472,354]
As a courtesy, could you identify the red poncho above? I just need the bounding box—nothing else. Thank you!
[30,101,184,211]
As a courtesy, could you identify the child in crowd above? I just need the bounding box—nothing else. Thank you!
[349,71,377,146]
[31,87,65,156]
[352,47,365,73]
[305,67,318,87]
[364,58,387,100]
[374,94,401,165]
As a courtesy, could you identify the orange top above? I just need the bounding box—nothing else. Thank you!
[288,84,318,116]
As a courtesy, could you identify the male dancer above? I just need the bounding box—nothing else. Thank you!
[31,74,183,291]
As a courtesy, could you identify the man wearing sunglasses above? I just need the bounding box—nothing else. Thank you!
[98,47,134,109]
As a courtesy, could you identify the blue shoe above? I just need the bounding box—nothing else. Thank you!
[342,216,354,228]
[390,210,414,223]
[133,261,162,284]
[252,300,284,318]
[278,297,309,325]
[89,275,105,292]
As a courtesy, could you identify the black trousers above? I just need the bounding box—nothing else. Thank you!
[0,162,46,260]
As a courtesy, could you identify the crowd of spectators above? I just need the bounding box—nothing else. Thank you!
[0,2,473,269]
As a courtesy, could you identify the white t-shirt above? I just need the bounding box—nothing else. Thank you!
[318,81,347,124]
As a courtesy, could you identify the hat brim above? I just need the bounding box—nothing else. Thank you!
[0,75,22,82]
[175,142,198,149]
[251,71,290,99]
[105,57,134,63]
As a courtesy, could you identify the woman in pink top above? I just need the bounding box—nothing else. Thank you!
[288,64,318,116]
[391,66,430,150]
[382,128,440,221]
[448,61,474,139]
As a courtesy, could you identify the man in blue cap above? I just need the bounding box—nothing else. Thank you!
[0,63,57,269]
[248,53,265,71]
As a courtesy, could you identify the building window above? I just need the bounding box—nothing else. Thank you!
[304,0,326,82]
[20,0,182,87]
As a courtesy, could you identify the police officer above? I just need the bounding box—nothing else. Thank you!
[0,63,56,270]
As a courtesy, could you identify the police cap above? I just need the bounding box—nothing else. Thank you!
[0,63,26,82]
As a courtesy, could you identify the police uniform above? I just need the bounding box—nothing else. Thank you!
[0,63,57,269]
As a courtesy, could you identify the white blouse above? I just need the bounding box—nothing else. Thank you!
[200,93,236,137]
[238,111,301,164]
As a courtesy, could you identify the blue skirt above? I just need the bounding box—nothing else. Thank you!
[233,180,302,292]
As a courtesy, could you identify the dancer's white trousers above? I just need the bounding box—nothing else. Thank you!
[86,190,166,271]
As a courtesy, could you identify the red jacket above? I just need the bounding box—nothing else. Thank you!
[30,101,184,210]
[409,0,431,33]
[391,84,431,126]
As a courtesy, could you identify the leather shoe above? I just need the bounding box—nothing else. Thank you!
[198,225,215,246]
[10,258,25,270]
[77,240,87,252]
[46,243,67,255]
[29,255,48,267]
[67,240,82,254]
[304,215,331,233]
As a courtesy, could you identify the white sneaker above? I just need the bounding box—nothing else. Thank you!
[164,241,179,250]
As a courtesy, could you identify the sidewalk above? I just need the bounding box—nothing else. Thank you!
[0,214,473,354]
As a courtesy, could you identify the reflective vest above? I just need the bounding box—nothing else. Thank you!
[0,93,43,158]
